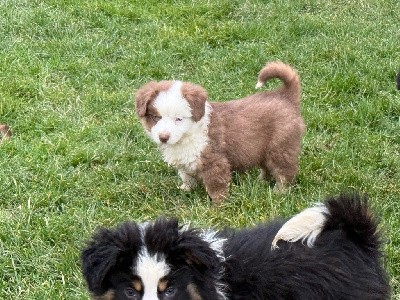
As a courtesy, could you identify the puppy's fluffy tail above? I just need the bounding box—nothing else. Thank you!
[323,193,382,253]
[272,193,382,254]
[255,61,301,105]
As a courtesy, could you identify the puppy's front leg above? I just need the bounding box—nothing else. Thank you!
[178,169,198,191]
[201,157,231,204]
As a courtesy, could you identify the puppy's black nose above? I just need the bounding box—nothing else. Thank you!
[159,132,170,143]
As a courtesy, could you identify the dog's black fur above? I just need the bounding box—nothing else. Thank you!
[397,70,400,90]
[81,193,390,300]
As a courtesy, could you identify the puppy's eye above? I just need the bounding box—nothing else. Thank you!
[148,114,161,122]
[163,286,177,298]
[175,117,183,122]
[124,287,140,299]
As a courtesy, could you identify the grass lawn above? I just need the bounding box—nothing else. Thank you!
[0,0,399,298]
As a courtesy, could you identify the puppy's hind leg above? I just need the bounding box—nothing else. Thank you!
[259,167,273,181]
[265,153,298,193]
[178,169,198,191]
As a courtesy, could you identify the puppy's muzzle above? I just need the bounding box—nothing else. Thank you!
[159,132,170,143]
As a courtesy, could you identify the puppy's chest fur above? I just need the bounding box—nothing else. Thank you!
[160,112,211,175]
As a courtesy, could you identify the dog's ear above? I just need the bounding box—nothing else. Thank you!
[135,81,159,117]
[176,229,222,276]
[81,222,142,295]
[143,218,221,273]
[181,83,208,122]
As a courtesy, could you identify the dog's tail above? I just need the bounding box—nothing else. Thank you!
[255,61,301,105]
[0,124,12,142]
[272,193,382,254]
[396,70,400,90]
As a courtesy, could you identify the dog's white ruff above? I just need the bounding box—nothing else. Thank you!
[159,103,211,173]
[271,203,329,249]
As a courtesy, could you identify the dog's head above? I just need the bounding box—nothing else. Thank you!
[135,80,208,146]
[81,218,226,300]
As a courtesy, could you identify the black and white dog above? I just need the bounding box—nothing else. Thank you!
[81,194,390,300]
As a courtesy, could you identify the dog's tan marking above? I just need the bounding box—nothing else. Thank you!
[0,124,12,142]
[158,279,168,292]
[133,279,142,292]
[187,283,202,300]
[94,289,115,300]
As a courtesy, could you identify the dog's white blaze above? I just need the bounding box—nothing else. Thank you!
[271,203,329,249]
[136,248,170,300]
[154,81,193,118]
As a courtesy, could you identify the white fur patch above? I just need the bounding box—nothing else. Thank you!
[255,81,264,89]
[199,229,226,262]
[271,203,329,249]
[136,248,170,300]
[160,103,211,176]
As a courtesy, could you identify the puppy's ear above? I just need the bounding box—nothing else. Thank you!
[181,83,208,122]
[176,229,222,276]
[135,81,159,117]
[81,222,142,295]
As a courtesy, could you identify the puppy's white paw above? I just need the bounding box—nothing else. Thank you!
[180,183,193,192]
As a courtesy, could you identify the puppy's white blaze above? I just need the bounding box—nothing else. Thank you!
[255,81,264,89]
[154,81,192,118]
[271,203,329,250]
[136,248,170,300]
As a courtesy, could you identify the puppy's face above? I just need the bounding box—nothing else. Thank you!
[135,81,208,146]
[81,219,225,300]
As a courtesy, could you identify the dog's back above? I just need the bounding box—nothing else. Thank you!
[223,193,390,300]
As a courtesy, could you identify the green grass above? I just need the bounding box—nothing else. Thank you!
[0,0,399,298]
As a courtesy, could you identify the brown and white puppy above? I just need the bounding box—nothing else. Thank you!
[135,61,305,203]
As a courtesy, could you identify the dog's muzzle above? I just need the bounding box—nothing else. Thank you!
[159,131,170,143]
